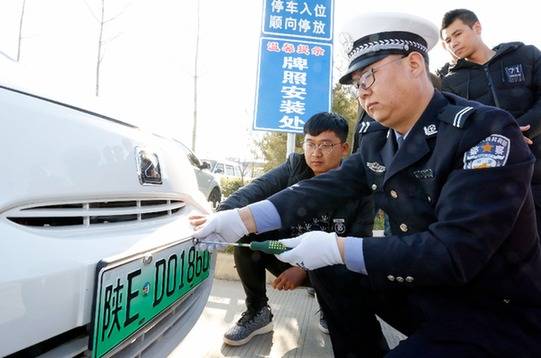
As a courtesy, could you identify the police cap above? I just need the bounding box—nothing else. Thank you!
[338,12,439,84]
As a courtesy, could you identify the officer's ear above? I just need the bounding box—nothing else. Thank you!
[405,52,426,79]
[472,21,482,35]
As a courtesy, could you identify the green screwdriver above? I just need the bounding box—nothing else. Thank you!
[194,239,291,254]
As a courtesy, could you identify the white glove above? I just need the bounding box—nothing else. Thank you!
[193,209,248,250]
[275,231,343,270]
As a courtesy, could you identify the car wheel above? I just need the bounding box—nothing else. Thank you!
[208,187,221,209]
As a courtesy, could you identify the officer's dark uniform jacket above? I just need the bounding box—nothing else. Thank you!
[219,152,374,239]
[268,91,541,355]
[440,42,541,184]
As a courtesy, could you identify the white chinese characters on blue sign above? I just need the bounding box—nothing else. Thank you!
[263,0,333,41]
[254,37,332,133]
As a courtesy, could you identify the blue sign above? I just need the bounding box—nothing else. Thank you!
[254,37,332,133]
[262,0,333,41]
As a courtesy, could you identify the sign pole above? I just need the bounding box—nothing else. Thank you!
[286,132,296,157]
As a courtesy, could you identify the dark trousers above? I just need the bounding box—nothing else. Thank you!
[234,234,302,312]
[309,266,492,358]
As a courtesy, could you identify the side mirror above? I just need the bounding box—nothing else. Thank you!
[200,161,210,170]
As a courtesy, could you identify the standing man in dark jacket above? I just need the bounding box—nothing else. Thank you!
[439,8,541,234]
[192,12,541,357]
[216,112,374,346]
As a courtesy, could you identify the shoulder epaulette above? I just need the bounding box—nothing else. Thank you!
[439,105,476,128]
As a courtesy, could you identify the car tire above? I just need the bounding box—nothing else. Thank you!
[208,187,221,209]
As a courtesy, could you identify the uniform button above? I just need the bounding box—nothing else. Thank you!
[427,195,431,203]
[396,276,404,283]
[390,190,398,199]
[371,184,377,191]
[400,223,408,232]
[387,275,395,282]
[405,276,414,283]
[503,298,511,304]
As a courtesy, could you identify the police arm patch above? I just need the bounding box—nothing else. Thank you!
[463,134,510,169]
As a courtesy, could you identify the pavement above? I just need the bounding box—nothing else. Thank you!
[171,247,406,357]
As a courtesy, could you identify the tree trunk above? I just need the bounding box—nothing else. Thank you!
[16,0,26,62]
[96,0,105,96]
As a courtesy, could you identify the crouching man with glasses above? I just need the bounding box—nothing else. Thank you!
[192,112,375,346]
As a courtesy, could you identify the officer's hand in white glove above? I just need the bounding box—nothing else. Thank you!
[275,231,343,270]
[190,209,248,250]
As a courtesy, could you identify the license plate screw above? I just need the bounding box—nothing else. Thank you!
[142,282,151,296]
[143,254,153,265]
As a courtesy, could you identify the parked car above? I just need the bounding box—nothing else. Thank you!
[176,142,222,208]
[201,159,244,182]
[0,75,215,357]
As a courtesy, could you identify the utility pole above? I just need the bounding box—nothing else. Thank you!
[191,0,200,152]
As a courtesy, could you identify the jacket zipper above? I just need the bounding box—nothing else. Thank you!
[483,65,501,108]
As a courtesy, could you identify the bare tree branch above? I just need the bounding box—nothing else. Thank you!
[102,32,123,46]
[0,49,17,62]
[94,0,130,96]
[81,0,98,22]
[106,2,131,23]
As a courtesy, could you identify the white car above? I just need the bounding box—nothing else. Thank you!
[0,79,215,357]
[176,142,222,208]
[201,159,244,183]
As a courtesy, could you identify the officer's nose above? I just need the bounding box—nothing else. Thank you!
[357,87,372,104]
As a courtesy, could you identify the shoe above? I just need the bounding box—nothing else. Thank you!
[223,306,273,346]
[306,287,315,296]
[318,310,329,334]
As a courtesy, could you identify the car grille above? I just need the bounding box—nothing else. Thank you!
[5,199,185,228]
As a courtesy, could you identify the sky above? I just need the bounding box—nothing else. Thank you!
[1,0,539,161]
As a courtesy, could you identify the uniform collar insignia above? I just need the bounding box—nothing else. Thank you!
[423,124,438,136]
[367,161,386,173]
[412,168,434,179]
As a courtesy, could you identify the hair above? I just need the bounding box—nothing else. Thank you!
[440,9,479,37]
[304,112,349,143]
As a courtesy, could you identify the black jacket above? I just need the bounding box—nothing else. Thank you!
[218,153,374,238]
[440,42,541,182]
[269,92,541,355]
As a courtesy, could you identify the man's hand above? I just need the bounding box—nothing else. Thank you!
[520,125,533,145]
[275,231,343,270]
[272,267,307,290]
[189,209,248,250]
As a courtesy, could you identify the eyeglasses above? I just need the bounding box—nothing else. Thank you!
[351,56,406,91]
[302,141,342,154]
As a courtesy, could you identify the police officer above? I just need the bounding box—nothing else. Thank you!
[191,12,541,357]
[439,8,541,238]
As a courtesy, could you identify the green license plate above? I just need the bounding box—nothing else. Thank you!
[90,239,211,358]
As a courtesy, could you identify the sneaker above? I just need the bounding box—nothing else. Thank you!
[223,306,274,346]
[318,310,329,334]
[306,287,315,296]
